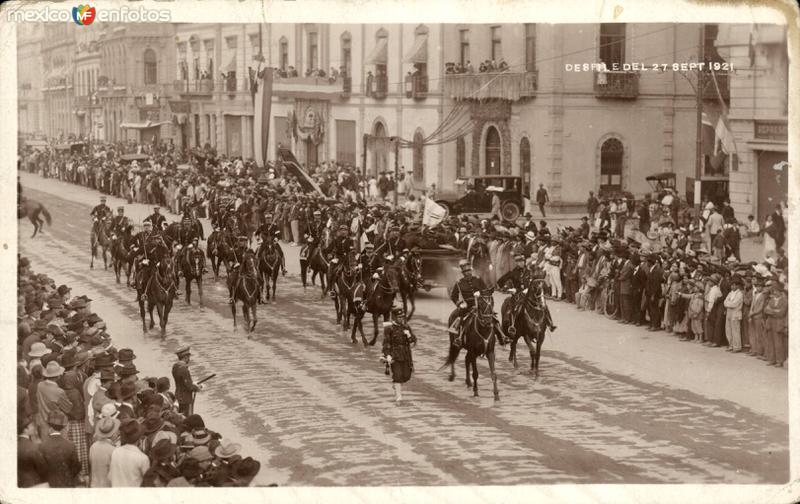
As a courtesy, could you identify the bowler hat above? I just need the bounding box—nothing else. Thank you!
[94,352,115,368]
[151,438,177,462]
[119,418,145,444]
[232,457,261,481]
[117,348,137,362]
[116,363,139,377]
[143,412,165,434]
[94,417,120,440]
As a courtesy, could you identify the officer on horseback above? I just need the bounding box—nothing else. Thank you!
[227,235,250,304]
[179,199,196,245]
[326,224,352,286]
[358,242,376,278]
[90,195,112,234]
[258,229,287,276]
[132,221,169,302]
[144,206,167,232]
[448,259,506,347]
[257,212,279,242]
[496,254,530,292]
[374,225,406,263]
[110,206,129,236]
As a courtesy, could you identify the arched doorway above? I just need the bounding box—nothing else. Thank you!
[520,137,531,195]
[600,137,623,196]
[372,121,387,177]
[485,125,501,174]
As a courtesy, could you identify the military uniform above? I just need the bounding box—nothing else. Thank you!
[381,308,417,402]
[171,347,200,416]
[496,265,529,291]
[144,210,167,231]
[110,211,130,236]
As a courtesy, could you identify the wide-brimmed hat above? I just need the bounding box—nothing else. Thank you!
[232,457,261,481]
[119,382,137,401]
[120,418,145,444]
[191,428,211,445]
[151,438,177,462]
[28,342,50,358]
[94,416,120,440]
[175,346,191,358]
[94,352,115,368]
[214,443,242,459]
[42,361,65,378]
[100,402,119,419]
[143,412,165,434]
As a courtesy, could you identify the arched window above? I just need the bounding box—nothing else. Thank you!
[372,121,387,177]
[600,137,624,196]
[413,130,424,182]
[456,137,466,177]
[485,126,501,174]
[520,137,531,193]
[143,48,157,85]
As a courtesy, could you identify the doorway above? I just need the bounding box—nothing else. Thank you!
[485,126,501,174]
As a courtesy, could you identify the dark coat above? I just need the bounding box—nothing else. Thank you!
[18,436,48,487]
[382,323,417,384]
[39,433,81,487]
[172,361,198,406]
[618,260,634,295]
[645,264,664,299]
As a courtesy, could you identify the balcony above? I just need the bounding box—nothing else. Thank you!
[594,71,639,99]
[173,78,215,96]
[405,74,428,100]
[702,71,729,103]
[444,71,537,101]
[341,76,352,97]
[272,76,349,100]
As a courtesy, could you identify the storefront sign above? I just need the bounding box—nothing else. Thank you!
[754,120,787,142]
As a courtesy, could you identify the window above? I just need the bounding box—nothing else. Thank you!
[485,126,501,174]
[413,131,425,182]
[491,26,502,61]
[600,138,623,195]
[456,137,466,177]
[599,23,625,66]
[525,24,536,72]
[459,29,470,66]
[336,120,356,165]
[308,31,318,71]
[143,49,157,85]
[279,37,289,71]
[341,32,352,76]
[520,137,531,193]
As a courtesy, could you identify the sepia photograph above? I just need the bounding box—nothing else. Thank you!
[1,0,796,502]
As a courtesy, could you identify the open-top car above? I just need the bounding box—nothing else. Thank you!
[435,175,525,221]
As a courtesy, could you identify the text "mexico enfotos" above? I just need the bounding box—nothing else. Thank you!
[8,5,172,23]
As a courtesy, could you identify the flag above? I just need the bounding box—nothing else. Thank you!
[714,117,736,155]
[422,198,447,227]
[253,69,273,169]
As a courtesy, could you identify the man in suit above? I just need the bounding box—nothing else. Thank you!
[36,361,73,440]
[18,416,48,487]
[631,254,648,326]
[618,251,634,323]
[645,255,664,331]
[172,347,202,416]
[39,411,81,487]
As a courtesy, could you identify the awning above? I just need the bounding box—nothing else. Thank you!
[225,55,237,72]
[403,35,428,64]
[120,121,171,130]
[365,38,388,65]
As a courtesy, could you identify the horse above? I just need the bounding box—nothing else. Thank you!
[501,279,547,377]
[180,245,206,305]
[110,225,135,285]
[256,239,283,303]
[138,254,177,337]
[442,288,501,400]
[396,252,423,319]
[358,267,397,347]
[299,239,329,298]
[230,250,259,335]
[90,218,112,270]
[18,198,52,238]
[334,251,360,330]
[207,229,233,280]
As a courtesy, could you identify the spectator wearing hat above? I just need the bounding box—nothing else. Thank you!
[89,369,116,429]
[36,361,73,440]
[764,281,788,367]
[723,278,744,352]
[109,419,150,487]
[61,351,91,479]
[115,382,138,420]
[18,415,48,488]
[618,252,634,323]
[682,280,706,342]
[230,456,261,487]
[39,411,81,487]
[747,278,767,358]
[172,347,202,416]
[142,439,179,487]
[168,458,204,487]
[89,416,120,487]
[645,255,664,331]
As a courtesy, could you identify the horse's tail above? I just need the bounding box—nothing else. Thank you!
[439,344,461,370]
[40,206,52,226]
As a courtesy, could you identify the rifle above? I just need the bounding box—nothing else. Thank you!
[189,374,216,415]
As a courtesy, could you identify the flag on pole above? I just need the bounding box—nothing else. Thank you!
[714,117,736,155]
[422,198,447,227]
[253,69,273,169]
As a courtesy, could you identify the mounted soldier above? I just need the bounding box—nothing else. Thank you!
[110,206,130,237]
[448,259,506,347]
[227,236,251,304]
[144,205,167,232]
[90,195,112,235]
[132,220,170,302]
[326,224,353,285]
[179,198,197,245]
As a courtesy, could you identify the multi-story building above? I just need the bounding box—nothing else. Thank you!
[17,23,45,137]
[41,24,76,139]
[717,24,789,220]
[96,24,177,143]
[74,24,102,139]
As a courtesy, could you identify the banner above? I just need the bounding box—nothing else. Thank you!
[422,198,447,227]
[253,69,273,168]
[277,147,324,195]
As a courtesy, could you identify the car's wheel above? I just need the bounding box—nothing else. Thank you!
[435,201,451,218]
[501,201,521,221]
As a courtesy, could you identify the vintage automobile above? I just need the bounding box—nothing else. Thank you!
[434,175,525,221]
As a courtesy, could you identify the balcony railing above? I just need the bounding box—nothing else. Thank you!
[594,70,639,99]
[367,74,389,99]
[444,71,537,101]
[702,71,729,102]
[405,74,428,99]
[272,76,349,100]
[342,76,352,96]
[173,78,215,95]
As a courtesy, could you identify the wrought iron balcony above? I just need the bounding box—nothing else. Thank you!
[341,76,352,97]
[444,71,537,101]
[405,74,428,99]
[370,74,389,99]
[594,70,639,99]
[173,78,215,96]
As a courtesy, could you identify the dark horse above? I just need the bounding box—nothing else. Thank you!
[356,268,397,347]
[138,255,177,337]
[256,239,283,303]
[396,252,423,319]
[181,246,206,305]
[164,220,203,247]
[333,251,360,331]
[110,225,135,285]
[18,198,52,238]
[207,229,233,280]
[230,250,259,335]
[501,279,547,377]
[90,218,112,270]
[442,288,501,400]
[299,236,330,299]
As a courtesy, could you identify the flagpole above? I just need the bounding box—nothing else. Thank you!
[694,27,705,221]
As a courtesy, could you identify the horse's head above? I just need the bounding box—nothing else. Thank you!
[476,288,495,315]
[242,250,258,274]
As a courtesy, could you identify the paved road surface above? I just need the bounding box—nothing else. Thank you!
[18,173,789,485]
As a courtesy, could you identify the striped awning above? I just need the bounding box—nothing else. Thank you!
[365,38,388,65]
[403,35,428,64]
[120,121,171,130]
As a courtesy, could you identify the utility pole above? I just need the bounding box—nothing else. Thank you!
[392,136,400,208]
[694,26,705,220]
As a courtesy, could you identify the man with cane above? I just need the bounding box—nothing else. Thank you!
[172,347,203,416]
